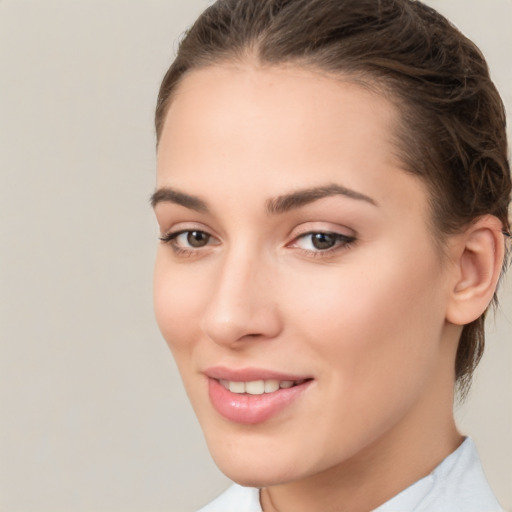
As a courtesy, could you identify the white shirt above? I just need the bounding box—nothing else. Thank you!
[198,438,503,512]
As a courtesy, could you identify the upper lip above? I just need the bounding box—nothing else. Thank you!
[204,366,312,382]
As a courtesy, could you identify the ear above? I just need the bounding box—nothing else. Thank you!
[446,215,506,326]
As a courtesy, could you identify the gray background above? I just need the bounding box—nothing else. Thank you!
[0,1,510,511]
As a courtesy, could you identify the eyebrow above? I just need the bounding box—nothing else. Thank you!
[150,187,209,212]
[266,184,377,214]
[150,183,377,214]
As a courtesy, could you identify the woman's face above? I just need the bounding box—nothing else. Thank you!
[153,64,456,486]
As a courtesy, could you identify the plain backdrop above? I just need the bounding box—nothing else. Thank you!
[0,1,511,511]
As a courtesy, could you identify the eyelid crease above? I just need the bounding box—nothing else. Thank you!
[159,220,216,238]
[286,220,357,241]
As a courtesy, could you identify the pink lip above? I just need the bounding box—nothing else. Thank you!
[205,366,310,382]
[205,367,313,425]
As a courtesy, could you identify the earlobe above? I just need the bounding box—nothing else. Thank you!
[446,215,506,326]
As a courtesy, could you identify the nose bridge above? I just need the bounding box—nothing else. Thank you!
[201,241,280,345]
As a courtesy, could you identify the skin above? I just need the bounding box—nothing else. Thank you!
[152,63,486,511]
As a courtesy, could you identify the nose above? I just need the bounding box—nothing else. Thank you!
[200,249,282,348]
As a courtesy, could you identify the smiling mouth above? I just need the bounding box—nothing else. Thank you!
[208,376,313,424]
[219,378,310,395]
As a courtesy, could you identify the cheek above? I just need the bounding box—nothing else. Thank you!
[271,250,447,462]
[282,246,446,388]
[153,252,205,354]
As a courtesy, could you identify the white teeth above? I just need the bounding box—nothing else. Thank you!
[228,381,246,393]
[264,379,280,393]
[221,378,302,394]
[245,380,265,395]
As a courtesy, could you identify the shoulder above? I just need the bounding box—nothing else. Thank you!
[197,484,261,512]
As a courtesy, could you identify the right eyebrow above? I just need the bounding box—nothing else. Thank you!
[150,187,209,213]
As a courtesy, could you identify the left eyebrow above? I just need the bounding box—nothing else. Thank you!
[266,184,378,214]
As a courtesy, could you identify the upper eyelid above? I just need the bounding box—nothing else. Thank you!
[160,222,217,236]
[287,222,356,240]
[293,228,354,237]
[295,231,355,239]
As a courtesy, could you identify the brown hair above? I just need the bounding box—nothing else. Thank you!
[155,0,511,395]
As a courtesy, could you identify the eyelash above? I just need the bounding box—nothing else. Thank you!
[159,229,356,259]
[159,229,217,257]
[289,231,356,258]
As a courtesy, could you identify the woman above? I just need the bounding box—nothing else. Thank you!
[151,0,511,510]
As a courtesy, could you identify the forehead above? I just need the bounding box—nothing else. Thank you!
[161,63,400,152]
[156,63,427,218]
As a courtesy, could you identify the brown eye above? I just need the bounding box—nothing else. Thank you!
[291,231,356,254]
[187,230,210,247]
[159,229,216,250]
[311,233,337,250]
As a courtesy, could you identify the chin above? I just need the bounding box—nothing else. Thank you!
[205,433,303,488]
[216,458,297,488]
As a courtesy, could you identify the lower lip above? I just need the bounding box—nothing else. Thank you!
[208,378,311,425]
